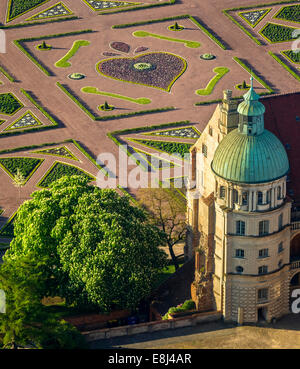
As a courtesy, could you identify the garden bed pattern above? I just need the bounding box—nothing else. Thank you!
[27,2,72,20]
[0,157,43,181]
[5,111,42,131]
[32,146,78,161]
[143,126,200,139]
[7,0,47,22]
[97,52,187,91]
[83,0,140,11]
[274,4,300,23]
[0,93,23,115]
[239,9,270,27]
[38,161,95,188]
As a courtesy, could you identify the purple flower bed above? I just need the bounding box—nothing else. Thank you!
[110,41,130,53]
[103,52,120,56]
[98,52,186,91]
[134,46,148,54]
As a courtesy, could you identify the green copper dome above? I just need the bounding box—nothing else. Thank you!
[211,129,289,183]
[211,77,289,184]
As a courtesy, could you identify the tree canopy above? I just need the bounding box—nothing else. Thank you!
[4,176,167,312]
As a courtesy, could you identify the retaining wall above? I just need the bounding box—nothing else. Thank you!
[83,310,222,342]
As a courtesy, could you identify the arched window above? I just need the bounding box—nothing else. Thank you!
[277,186,281,200]
[257,191,263,205]
[266,189,271,203]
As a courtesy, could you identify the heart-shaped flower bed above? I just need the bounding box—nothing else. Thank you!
[97,52,187,92]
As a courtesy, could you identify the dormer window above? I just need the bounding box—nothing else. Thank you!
[220,186,226,199]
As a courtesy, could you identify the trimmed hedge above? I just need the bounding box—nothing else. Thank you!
[232,57,274,92]
[6,0,49,22]
[0,157,43,181]
[222,1,300,45]
[268,51,300,82]
[98,0,176,16]
[112,14,228,50]
[38,161,95,188]
[56,82,176,121]
[0,66,16,82]
[274,4,300,23]
[260,22,298,43]
[0,16,78,29]
[0,93,23,115]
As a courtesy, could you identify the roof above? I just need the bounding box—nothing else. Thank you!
[261,92,300,207]
[212,85,290,184]
[237,77,266,117]
[211,128,289,183]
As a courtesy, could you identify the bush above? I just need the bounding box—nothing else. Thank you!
[162,299,196,319]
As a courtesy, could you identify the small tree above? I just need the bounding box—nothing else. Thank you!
[137,188,187,271]
[12,168,25,200]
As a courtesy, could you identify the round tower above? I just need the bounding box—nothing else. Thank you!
[210,77,291,323]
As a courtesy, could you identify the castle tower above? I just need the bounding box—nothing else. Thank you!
[189,78,291,323]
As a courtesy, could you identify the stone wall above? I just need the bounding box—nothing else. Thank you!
[83,311,222,342]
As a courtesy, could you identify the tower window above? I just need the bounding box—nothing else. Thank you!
[278,213,283,230]
[235,249,245,258]
[278,242,284,253]
[277,186,282,200]
[220,186,226,199]
[202,144,207,158]
[259,220,269,236]
[233,189,238,204]
[236,266,244,274]
[258,288,268,301]
[258,248,269,258]
[266,189,271,204]
[278,259,283,268]
[257,191,263,205]
[258,265,268,275]
[236,220,245,236]
[209,126,213,136]
[242,191,248,205]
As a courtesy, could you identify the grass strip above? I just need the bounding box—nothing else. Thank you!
[55,40,90,68]
[57,82,175,121]
[81,86,151,105]
[195,67,229,95]
[113,14,227,49]
[133,30,201,48]
[0,65,16,82]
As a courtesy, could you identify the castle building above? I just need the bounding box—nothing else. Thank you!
[186,78,300,323]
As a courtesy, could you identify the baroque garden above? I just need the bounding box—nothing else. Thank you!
[0,0,299,348]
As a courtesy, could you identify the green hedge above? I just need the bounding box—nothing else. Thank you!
[222,0,300,45]
[162,299,196,320]
[99,0,176,16]
[56,82,176,121]
[0,157,43,181]
[274,4,300,22]
[38,162,95,188]
[269,51,300,82]
[260,22,297,43]
[112,14,227,50]
[232,57,274,92]
[1,16,78,29]
[0,66,16,82]
[7,0,49,22]
[0,93,23,115]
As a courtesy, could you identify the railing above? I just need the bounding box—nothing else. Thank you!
[290,260,300,270]
[291,221,300,231]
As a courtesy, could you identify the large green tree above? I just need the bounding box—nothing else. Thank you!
[0,254,85,349]
[5,176,167,312]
